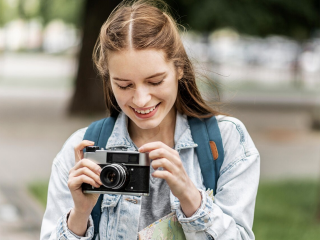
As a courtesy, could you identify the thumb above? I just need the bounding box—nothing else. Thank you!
[74,140,95,163]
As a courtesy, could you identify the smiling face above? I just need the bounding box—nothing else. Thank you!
[108,49,182,130]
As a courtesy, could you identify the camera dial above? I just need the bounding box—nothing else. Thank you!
[85,146,100,152]
[100,164,129,189]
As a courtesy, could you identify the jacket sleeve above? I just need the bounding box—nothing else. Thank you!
[40,128,95,240]
[176,117,260,240]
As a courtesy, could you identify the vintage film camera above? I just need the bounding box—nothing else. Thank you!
[82,146,150,196]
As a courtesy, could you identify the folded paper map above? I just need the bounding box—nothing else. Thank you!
[138,212,186,240]
[138,189,214,240]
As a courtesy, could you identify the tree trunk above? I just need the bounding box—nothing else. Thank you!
[69,0,122,115]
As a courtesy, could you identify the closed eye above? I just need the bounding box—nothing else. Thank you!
[116,80,164,90]
[150,79,164,86]
[117,84,133,90]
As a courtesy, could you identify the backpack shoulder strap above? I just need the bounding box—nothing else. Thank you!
[83,116,117,239]
[188,116,224,194]
[83,117,117,148]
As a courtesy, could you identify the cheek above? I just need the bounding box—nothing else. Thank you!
[159,84,178,108]
[115,94,130,107]
[169,80,178,100]
[112,86,129,107]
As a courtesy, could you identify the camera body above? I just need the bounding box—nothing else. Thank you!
[82,146,150,196]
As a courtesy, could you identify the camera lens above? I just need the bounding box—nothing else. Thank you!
[107,172,116,182]
[100,164,128,189]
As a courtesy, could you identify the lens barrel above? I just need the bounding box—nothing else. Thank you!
[100,164,129,189]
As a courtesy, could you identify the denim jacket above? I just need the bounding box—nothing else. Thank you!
[40,111,260,240]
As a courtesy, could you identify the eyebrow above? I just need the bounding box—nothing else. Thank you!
[113,72,166,81]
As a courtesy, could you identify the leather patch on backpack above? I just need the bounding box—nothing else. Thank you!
[209,141,219,160]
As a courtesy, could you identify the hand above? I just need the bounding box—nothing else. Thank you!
[67,140,102,235]
[139,141,201,217]
[68,140,102,214]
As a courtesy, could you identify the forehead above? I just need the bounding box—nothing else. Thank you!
[108,49,173,79]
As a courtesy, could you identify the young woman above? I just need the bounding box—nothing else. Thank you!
[40,1,260,239]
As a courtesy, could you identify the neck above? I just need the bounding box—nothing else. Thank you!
[128,108,176,148]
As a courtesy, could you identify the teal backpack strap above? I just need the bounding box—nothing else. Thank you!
[83,117,117,239]
[188,116,224,194]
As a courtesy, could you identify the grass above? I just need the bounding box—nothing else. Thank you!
[253,180,320,240]
[28,180,49,208]
[29,179,320,239]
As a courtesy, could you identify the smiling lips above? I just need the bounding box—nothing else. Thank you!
[133,105,156,114]
[131,103,160,118]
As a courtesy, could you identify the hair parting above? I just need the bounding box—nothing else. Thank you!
[93,0,222,118]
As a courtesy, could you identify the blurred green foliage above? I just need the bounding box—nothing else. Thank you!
[0,0,85,26]
[166,0,320,40]
[0,0,318,39]
[28,180,49,208]
[38,0,85,26]
[29,179,320,239]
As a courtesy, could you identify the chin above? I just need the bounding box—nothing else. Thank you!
[130,118,162,130]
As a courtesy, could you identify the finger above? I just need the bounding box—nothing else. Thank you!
[72,159,102,176]
[139,141,178,156]
[74,140,95,163]
[68,175,100,190]
[70,167,102,185]
[152,169,173,182]
[151,158,178,173]
[149,148,181,166]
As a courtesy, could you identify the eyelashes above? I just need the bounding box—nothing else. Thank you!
[116,79,164,90]
[150,80,164,86]
[117,84,132,90]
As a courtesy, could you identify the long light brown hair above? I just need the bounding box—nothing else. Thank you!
[93,0,222,118]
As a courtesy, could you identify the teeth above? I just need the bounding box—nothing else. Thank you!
[134,106,156,114]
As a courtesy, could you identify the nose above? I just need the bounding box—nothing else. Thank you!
[132,85,151,107]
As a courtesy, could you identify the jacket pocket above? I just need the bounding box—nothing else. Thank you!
[101,194,121,209]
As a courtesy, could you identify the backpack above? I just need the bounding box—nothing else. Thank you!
[83,116,224,239]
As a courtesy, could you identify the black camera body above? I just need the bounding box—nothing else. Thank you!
[82,146,150,196]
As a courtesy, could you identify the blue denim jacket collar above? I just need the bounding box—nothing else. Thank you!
[105,112,133,150]
[105,111,198,151]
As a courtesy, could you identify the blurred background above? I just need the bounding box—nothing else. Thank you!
[0,0,319,239]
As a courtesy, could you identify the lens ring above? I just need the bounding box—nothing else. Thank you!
[100,164,128,189]
[100,165,120,188]
[113,165,126,189]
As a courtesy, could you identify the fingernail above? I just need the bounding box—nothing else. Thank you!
[138,147,144,152]
[97,168,102,175]
[88,141,95,144]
